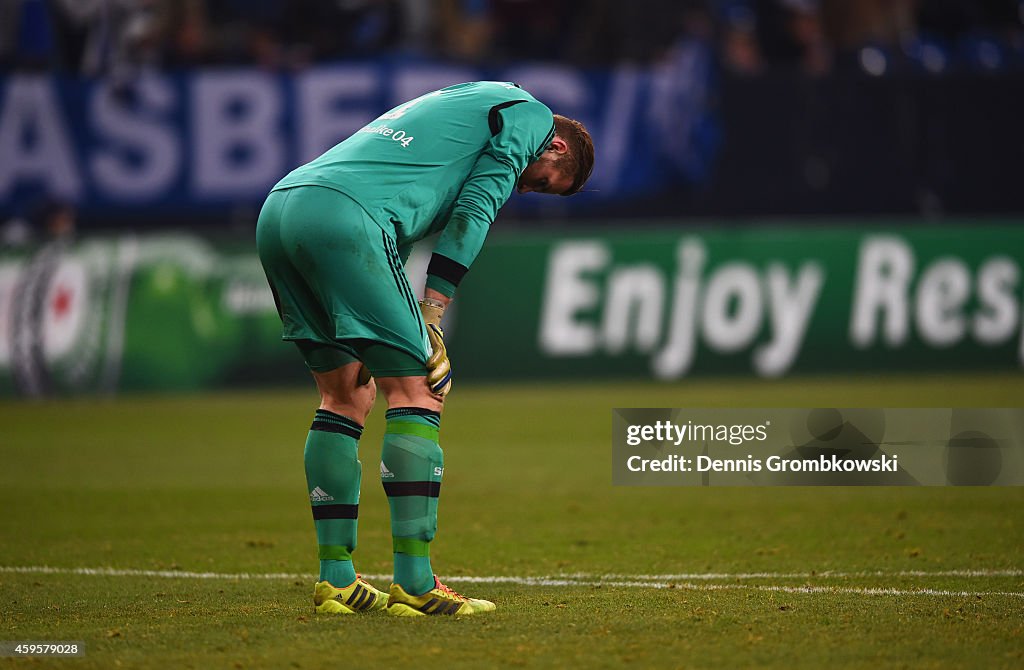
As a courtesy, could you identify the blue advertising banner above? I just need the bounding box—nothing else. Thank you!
[0,52,716,219]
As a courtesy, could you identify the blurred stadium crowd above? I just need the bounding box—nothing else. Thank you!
[2,0,1023,75]
[1,0,1022,228]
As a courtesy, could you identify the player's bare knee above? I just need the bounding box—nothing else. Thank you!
[332,378,376,422]
[312,364,376,423]
[404,386,442,414]
[319,388,374,424]
[387,388,442,414]
[377,376,443,413]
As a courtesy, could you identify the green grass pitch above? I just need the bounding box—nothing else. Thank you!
[2,373,1023,669]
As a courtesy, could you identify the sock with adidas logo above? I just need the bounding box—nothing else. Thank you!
[381,407,443,596]
[305,409,363,588]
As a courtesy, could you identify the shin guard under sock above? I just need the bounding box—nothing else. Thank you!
[305,409,362,587]
[381,408,443,595]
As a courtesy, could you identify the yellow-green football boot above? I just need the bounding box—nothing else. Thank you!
[313,576,388,614]
[386,576,496,616]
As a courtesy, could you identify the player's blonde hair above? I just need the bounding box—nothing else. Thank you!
[552,114,594,196]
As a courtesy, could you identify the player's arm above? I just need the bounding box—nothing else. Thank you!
[419,100,553,398]
[423,287,451,308]
[426,99,555,300]
[418,290,452,397]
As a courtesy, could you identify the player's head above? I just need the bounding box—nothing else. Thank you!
[517,115,594,196]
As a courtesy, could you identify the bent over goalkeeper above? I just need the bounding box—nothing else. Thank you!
[256,81,594,617]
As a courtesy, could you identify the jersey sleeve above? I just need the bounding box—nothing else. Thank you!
[427,99,555,297]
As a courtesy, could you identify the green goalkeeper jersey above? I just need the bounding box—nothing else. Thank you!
[272,81,555,275]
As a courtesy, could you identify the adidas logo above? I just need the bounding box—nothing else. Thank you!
[380,462,395,479]
[309,486,334,502]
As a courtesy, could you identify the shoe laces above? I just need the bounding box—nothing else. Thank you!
[435,579,467,601]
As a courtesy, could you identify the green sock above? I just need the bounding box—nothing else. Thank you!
[305,409,362,587]
[381,408,443,596]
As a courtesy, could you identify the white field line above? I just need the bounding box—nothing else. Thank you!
[605,569,1024,580]
[1,566,1022,598]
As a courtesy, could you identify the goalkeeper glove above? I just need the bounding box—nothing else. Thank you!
[419,298,452,397]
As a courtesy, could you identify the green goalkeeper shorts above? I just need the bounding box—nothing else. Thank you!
[256,185,430,377]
